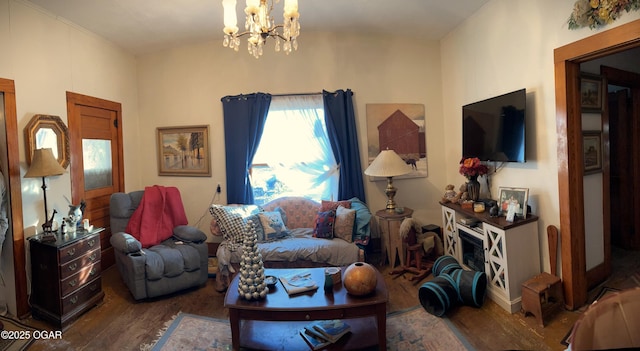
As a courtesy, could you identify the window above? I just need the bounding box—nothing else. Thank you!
[251,95,339,205]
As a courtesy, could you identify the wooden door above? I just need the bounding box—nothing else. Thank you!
[588,66,640,290]
[604,66,640,251]
[67,92,124,269]
[609,89,632,247]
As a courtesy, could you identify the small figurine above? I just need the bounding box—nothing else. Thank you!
[42,209,57,234]
[441,184,457,203]
[68,200,86,229]
[64,217,76,233]
[453,184,467,204]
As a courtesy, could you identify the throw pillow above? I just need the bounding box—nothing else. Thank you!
[313,209,336,239]
[258,211,289,241]
[246,214,266,242]
[209,204,262,248]
[209,205,245,247]
[275,206,287,227]
[320,200,352,212]
[334,205,356,243]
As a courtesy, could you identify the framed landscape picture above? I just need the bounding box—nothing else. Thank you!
[156,125,211,177]
[580,73,603,112]
[498,187,529,219]
[583,131,602,175]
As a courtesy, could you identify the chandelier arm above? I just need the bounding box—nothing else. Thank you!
[233,30,252,38]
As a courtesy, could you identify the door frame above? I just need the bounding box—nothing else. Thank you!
[0,78,28,318]
[554,19,640,310]
[66,91,125,269]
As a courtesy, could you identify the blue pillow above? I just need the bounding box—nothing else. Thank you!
[258,211,289,241]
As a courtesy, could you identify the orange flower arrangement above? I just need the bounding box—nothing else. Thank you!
[459,157,489,180]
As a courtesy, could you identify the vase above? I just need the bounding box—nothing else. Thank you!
[343,262,377,296]
[467,177,480,201]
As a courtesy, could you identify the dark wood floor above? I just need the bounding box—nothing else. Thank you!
[23,246,638,351]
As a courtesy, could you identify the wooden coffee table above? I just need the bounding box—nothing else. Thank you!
[224,266,388,351]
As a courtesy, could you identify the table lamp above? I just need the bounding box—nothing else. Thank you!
[364,149,411,212]
[24,148,66,233]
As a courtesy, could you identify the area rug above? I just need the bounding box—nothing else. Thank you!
[0,315,39,351]
[142,306,474,351]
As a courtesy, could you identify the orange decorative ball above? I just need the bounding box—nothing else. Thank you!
[343,262,377,296]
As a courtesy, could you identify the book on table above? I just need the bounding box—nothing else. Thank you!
[279,269,318,295]
[299,329,331,350]
[307,319,351,343]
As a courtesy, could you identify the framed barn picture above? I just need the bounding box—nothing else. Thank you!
[365,103,427,180]
[156,125,211,177]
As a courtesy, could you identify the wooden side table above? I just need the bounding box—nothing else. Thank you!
[376,208,413,267]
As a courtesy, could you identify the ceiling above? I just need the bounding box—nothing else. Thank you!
[25,0,490,56]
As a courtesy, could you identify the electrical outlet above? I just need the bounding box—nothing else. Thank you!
[216,184,221,194]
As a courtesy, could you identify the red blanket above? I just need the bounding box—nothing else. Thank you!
[125,185,188,248]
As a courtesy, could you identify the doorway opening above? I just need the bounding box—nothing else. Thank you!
[554,19,640,310]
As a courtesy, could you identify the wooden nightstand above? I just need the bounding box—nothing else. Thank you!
[376,208,413,267]
[29,228,105,330]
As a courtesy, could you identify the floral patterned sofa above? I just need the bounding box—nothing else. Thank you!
[210,196,371,291]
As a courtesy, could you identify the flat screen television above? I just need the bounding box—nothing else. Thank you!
[462,88,526,163]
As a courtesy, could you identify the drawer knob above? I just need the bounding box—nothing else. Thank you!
[90,268,97,276]
[68,263,78,271]
[70,296,78,304]
[87,240,95,247]
[67,248,76,257]
[89,253,97,261]
[305,314,310,320]
[69,279,77,287]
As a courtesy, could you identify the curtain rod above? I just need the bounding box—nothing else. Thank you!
[271,92,322,97]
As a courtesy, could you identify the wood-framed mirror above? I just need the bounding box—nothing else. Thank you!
[24,114,70,169]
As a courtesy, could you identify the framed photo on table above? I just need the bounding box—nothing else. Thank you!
[580,73,603,112]
[156,125,211,177]
[498,187,529,219]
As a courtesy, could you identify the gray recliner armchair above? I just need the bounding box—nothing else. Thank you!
[109,190,208,300]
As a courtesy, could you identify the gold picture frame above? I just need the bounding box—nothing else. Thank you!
[580,73,603,112]
[583,131,602,175]
[157,125,211,177]
[24,114,70,169]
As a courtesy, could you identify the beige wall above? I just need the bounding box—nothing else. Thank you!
[0,0,139,316]
[2,0,640,318]
[441,0,640,273]
[136,32,447,238]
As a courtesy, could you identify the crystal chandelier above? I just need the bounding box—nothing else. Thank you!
[222,0,300,58]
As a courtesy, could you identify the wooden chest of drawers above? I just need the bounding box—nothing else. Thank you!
[29,229,105,330]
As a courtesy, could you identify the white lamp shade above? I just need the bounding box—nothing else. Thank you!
[364,149,411,178]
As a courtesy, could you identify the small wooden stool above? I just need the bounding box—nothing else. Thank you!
[522,273,563,327]
[521,225,563,327]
